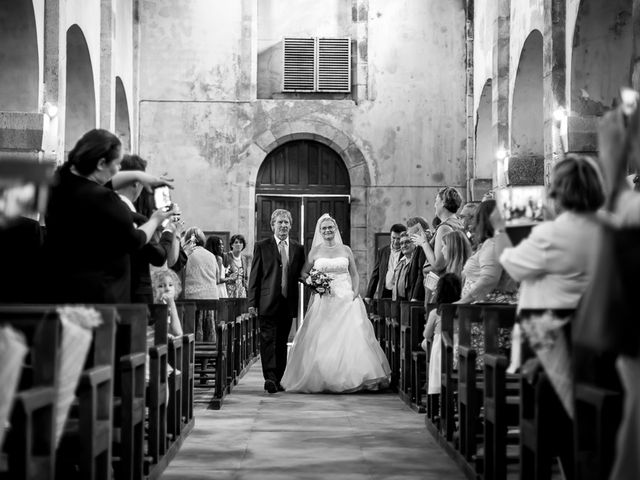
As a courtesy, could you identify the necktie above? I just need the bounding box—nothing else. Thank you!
[279,240,288,297]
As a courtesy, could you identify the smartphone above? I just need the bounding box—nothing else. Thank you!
[153,186,172,211]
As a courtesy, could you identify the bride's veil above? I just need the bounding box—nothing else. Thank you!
[310,213,344,250]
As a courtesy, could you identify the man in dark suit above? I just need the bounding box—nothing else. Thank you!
[248,209,305,394]
[364,223,406,304]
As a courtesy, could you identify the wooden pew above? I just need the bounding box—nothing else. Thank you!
[481,304,518,480]
[455,304,484,462]
[177,302,196,427]
[438,304,457,442]
[111,304,148,480]
[399,301,427,411]
[184,300,229,409]
[0,308,59,480]
[0,305,117,480]
[145,304,169,476]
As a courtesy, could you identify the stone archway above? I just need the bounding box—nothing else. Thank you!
[510,30,544,185]
[0,0,39,112]
[65,24,96,152]
[571,0,632,117]
[243,121,372,287]
[115,77,131,151]
[474,79,493,198]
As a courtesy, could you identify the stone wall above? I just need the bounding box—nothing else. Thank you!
[137,0,468,289]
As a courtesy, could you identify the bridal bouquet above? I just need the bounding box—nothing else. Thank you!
[306,268,332,296]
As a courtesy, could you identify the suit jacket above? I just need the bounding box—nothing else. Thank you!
[407,248,426,301]
[248,237,305,317]
[366,245,392,300]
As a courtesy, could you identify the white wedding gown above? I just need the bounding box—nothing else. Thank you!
[281,257,391,393]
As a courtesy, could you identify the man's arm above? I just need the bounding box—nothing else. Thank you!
[365,247,384,300]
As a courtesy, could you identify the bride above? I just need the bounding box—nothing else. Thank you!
[281,214,391,393]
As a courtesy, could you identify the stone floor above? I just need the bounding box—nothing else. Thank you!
[162,363,465,480]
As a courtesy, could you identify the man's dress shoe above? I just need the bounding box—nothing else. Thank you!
[264,379,277,394]
[276,383,285,392]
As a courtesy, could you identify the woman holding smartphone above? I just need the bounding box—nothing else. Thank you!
[43,129,174,303]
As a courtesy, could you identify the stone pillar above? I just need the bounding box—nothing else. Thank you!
[543,0,566,186]
[465,0,475,199]
[42,0,65,163]
[492,0,510,187]
[131,0,140,152]
[100,0,115,131]
[240,0,257,101]
[632,0,640,91]
[352,0,369,103]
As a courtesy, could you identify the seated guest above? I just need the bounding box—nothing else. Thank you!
[364,223,406,304]
[421,273,462,398]
[205,235,228,298]
[456,201,517,368]
[391,232,421,301]
[43,129,173,303]
[151,268,184,338]
[458,201,480,245]
[224,234,251,297]
[493,154,605,475]
[183,227,219,299]
[458,200,517,304]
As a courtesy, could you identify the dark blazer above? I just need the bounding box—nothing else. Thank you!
[44,166,147,303]
[407,248,426,301]
[248,237,305,317]
[366,245,391,300]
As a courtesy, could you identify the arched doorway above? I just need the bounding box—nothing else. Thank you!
[115,77,131,151]
[256,139,351,252]
[256,139,351,320]
[0,0,39,112]
[511,30,543,162]
[571,0,632,117]
[65,25,96,152]
[474,79,493,198]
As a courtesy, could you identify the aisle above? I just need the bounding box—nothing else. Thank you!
[162,363,465,480]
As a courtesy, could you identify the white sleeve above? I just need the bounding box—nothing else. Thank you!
[499,224,550,282]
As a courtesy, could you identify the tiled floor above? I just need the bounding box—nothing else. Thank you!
[162,363,465,480]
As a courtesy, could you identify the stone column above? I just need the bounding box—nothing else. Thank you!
[465,0,475,199]
[131,0,140,152]
[352,0,369,103]
[100,0,115,131]
[239,0,257,101]
[543,0,566,186]
[42,0,65,163]
[492,0,510,187]
[632,0,640,91]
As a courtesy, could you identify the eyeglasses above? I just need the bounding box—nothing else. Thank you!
[399,240,413,246]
